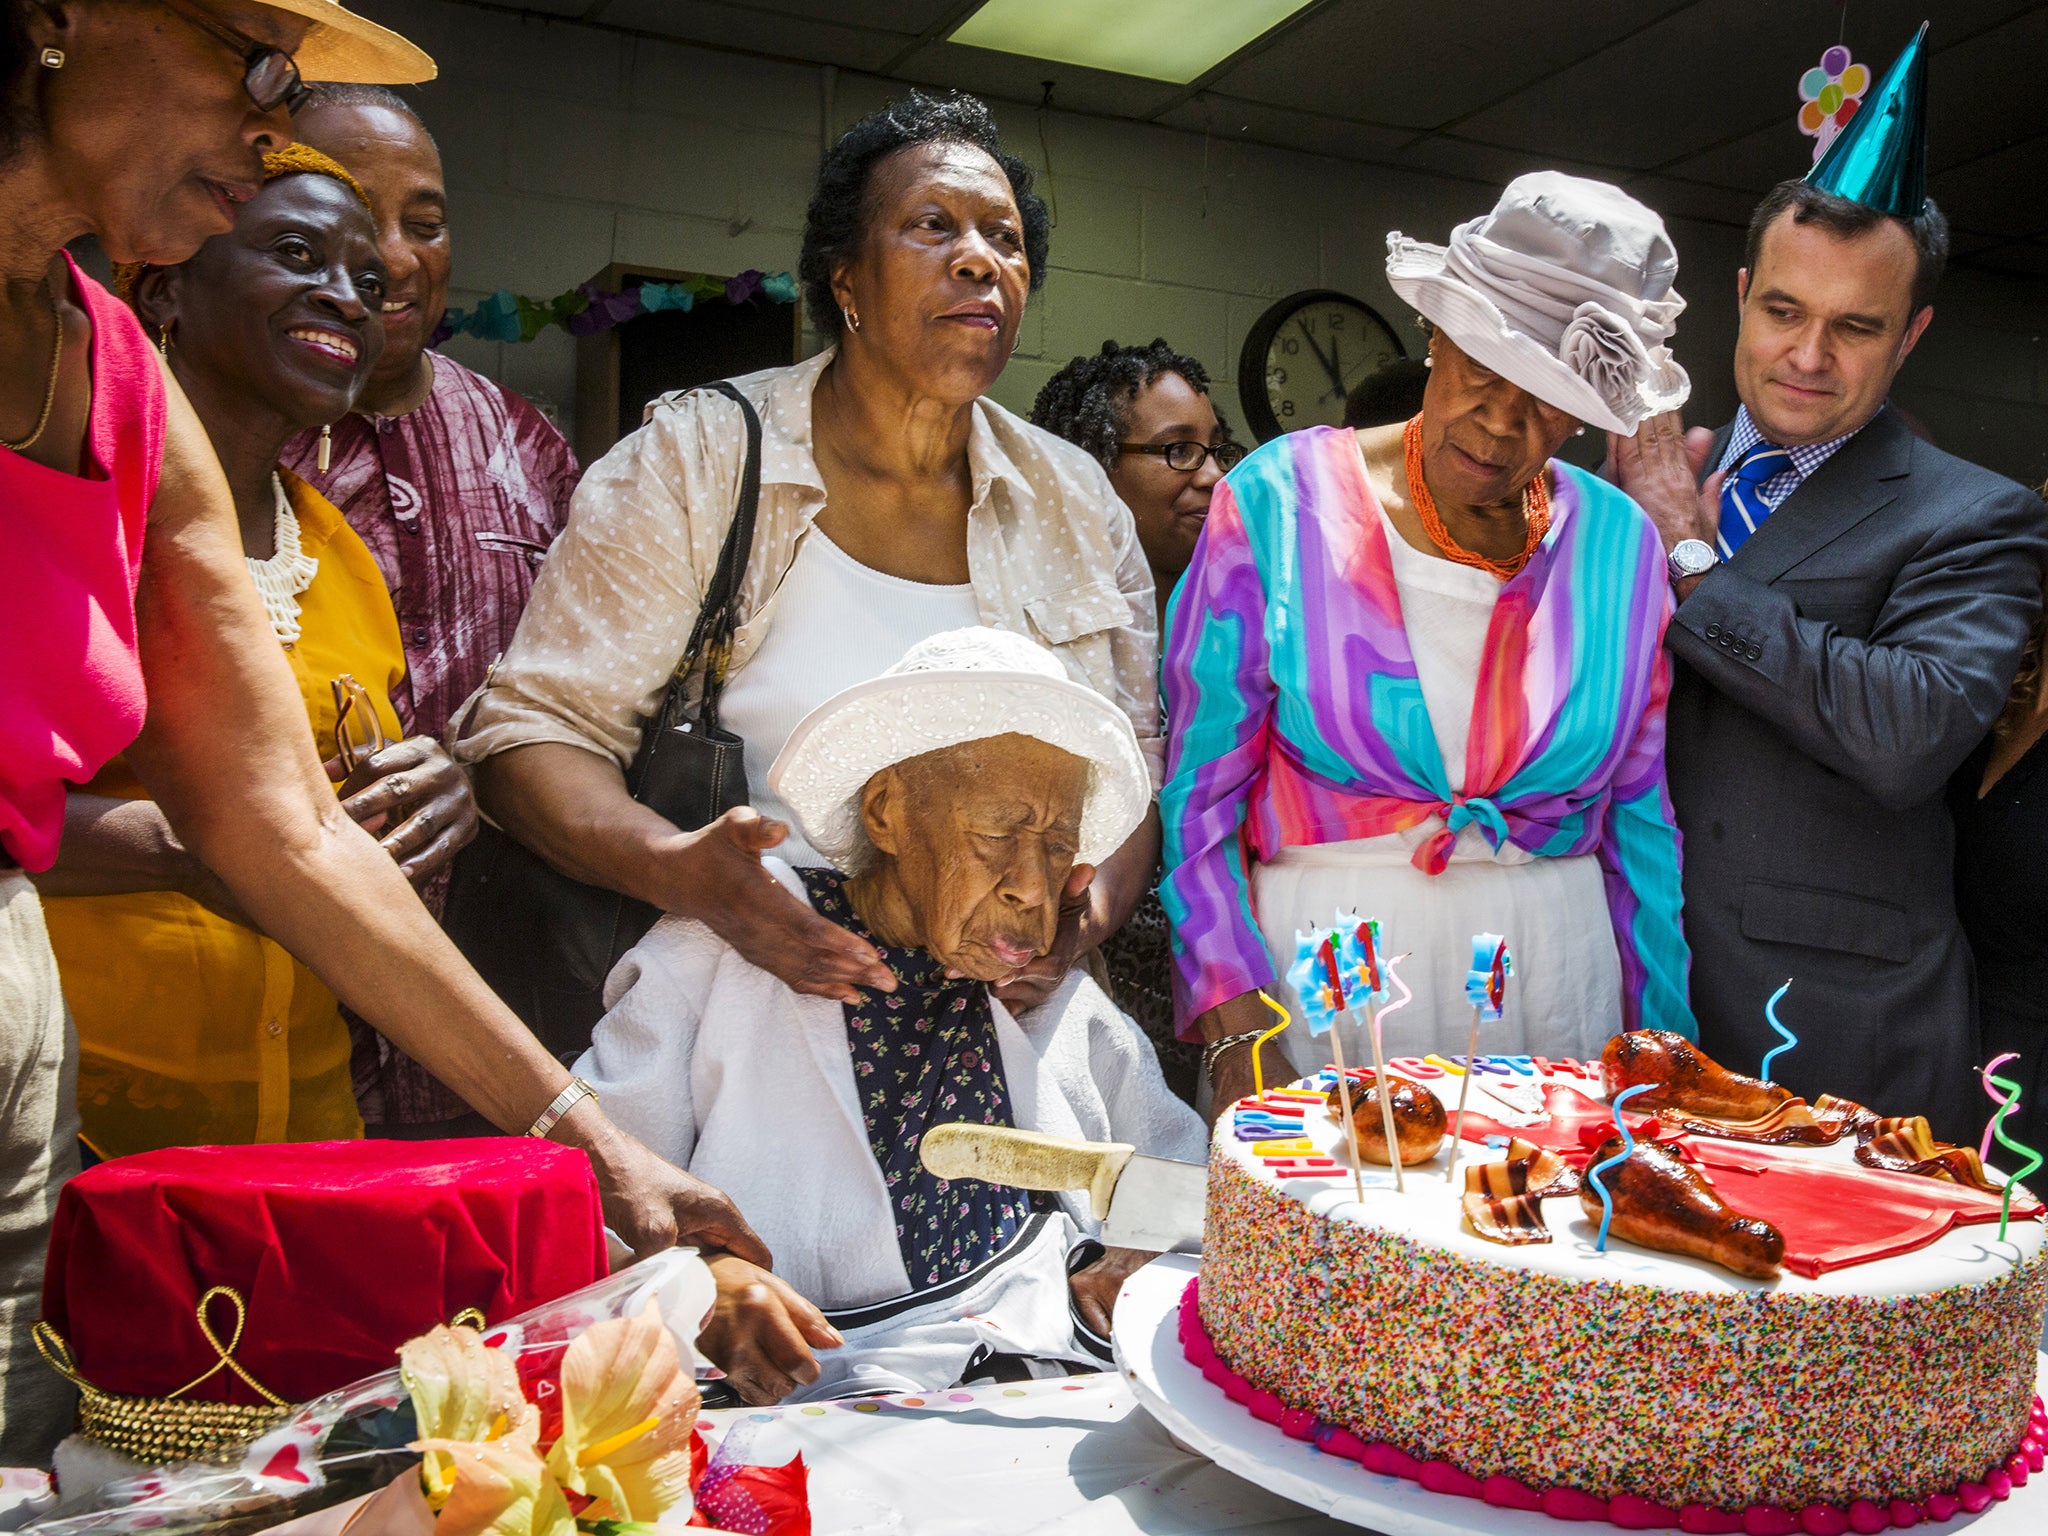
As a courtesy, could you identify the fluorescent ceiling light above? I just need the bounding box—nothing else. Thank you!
[949,0,1316,85]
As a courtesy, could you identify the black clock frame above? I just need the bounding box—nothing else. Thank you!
[1236,288,1405,443]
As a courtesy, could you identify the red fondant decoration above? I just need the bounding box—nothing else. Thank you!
[40,1139,607,1403]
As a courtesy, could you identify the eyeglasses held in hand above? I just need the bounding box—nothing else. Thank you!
[154,0,312,115]
[1118,440,1248,473]
[331,674,392,777]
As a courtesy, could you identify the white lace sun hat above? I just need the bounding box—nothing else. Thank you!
[768,627,1152,873]
[1386,170,1690,435]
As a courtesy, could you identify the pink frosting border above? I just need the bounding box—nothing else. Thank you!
[1176,1278,2044,1531]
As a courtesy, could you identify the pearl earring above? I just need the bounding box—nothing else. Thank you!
[317,424,332,473]
[1423,353,1433,369]
[40,47,64,69]
[1575,427,1586,437]
[842,306,860,334]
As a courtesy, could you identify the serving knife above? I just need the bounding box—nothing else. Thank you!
[918,1123,1206,1254]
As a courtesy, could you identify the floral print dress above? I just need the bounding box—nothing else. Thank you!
[801,869,1047,1289]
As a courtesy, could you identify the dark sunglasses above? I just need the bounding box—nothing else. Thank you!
[1119,440,1247,473]
[155,0,312,114]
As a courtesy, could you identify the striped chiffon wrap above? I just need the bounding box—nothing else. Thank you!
[1159,425,1695,1041]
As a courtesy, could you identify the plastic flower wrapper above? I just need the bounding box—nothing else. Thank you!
[31,1251,720,1536]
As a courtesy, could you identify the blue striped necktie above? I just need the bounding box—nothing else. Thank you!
[1718,440,1794,557]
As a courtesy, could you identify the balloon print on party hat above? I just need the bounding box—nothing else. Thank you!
[1805,21,1930,218]
[1797,43,1871,163]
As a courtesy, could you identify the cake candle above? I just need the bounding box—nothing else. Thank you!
[1979,1051,2019,1164]
[1448,934,1512,1184]
[1588,1082,1654,1251]
[1980,1056,2040,1244]
[1339,916,1407,1196]
[1760,979,1798,1083]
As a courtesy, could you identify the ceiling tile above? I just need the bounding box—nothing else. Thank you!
[1210,0,1675,131]
[1450,0,2039,175]
[1923,8,2048,173]
[889,39,1190,120]
[1927,132,2048,242]
[1151,96,1412,164]
[597,0,914,70]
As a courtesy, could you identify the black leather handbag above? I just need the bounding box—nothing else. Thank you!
[441,381,763,1062]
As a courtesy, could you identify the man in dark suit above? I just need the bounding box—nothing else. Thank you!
[1615,178,2048,1142]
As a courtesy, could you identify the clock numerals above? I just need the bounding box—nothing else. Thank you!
[1238,291,1404,444]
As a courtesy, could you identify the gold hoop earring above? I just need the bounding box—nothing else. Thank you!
[842,305,860,334]
[40,48,65,69]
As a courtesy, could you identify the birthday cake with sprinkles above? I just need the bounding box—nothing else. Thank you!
[1190,1032,2048,1528]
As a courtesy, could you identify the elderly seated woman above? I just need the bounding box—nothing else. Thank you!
[576,628,1205,1402]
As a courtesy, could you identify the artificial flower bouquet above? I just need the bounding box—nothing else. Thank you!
[30,1252,808,1536]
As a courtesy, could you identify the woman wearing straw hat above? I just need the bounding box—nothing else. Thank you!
[577,628,1204,1403]
[0,1,767,1461]
[1164,172,1700,1113]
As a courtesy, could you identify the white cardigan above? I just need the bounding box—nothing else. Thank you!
[575,860,1206,1398]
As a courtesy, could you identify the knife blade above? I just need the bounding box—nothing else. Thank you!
[918,1123,1206,1253]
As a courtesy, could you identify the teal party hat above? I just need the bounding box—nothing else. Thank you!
[1805,21,1929,216]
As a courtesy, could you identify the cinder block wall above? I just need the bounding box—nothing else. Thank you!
[376,0,2042,488]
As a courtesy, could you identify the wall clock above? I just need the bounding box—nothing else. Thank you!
[1237,289,1405,443]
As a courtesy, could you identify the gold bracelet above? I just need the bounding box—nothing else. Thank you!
[526,1077,599,1139]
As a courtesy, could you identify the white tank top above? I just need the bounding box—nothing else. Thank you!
[719,527,981,867]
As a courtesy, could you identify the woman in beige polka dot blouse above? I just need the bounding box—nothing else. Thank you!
[459,92,1161,1022]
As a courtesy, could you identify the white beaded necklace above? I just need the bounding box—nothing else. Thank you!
[246,473,319,646]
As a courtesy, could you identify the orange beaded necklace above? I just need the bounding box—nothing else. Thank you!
[1401,413,1551,582]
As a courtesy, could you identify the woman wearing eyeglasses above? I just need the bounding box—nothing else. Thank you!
[1031,339,1240,1103]
[0,0,768,1460]
[35,144,482,1165]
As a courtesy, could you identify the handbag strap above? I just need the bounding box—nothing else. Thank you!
[653,380,763,737]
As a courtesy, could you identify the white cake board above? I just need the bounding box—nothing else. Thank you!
[1113,1253,2048,1536]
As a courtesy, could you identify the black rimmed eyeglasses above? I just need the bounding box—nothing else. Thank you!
[155,0,313,115]
[1118,440,1248,473]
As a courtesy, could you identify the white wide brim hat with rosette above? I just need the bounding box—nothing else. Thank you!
[768,627,1152,874]
[1385,170,1690,436]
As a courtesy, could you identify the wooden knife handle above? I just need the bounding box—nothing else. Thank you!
[918,1123,1136,1220]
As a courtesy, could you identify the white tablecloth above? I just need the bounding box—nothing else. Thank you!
[699,1372,1357,1535]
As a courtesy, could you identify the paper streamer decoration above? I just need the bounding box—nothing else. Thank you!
[1760,978,1797,1083]
[1980,1057,2041,1244]
[431,269,798,347]
[1588,1083,1655,1252]
[1798,43,1872,162]
[1980,1051,2020,1163]
[1465,934,1512,1021]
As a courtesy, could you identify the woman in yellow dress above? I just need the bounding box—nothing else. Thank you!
[36,146,478,1157]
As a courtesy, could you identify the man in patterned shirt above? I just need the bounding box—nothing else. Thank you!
[280,84,578,1129]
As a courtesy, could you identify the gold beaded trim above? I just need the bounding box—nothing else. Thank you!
[34,1287,296,1466]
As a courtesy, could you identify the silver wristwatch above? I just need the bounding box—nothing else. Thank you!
[1667,538,1718,581]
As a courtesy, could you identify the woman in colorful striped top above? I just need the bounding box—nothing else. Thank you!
[1163,174,1701,1109]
